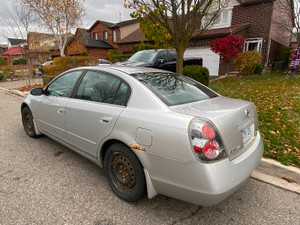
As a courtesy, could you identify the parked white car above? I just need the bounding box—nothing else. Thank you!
[21,66,263,206]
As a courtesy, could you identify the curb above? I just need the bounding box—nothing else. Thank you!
[252,158,300,194]
[0,86,299,194]
[0,87,27,97]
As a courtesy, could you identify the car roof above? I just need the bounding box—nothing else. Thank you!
[73,65,171,75]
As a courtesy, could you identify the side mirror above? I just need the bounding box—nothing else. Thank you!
[157,59,166,65]
[30,88,44,96]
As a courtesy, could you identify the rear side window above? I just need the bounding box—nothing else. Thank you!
[132,72,218,106]
[75,70,130,106]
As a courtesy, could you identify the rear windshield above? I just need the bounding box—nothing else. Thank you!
[132,72,218,106]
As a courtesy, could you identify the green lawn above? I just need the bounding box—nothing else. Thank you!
[209,73,300,167]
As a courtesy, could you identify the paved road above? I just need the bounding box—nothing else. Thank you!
[0,91,299,225]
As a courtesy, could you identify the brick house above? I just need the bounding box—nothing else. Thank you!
[1,45,27,65]
[66,28,113,59]
[27,32,56,64]
[185,0,293,76]
[65,19,148,59]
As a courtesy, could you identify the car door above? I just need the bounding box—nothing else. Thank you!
[32,70,83,141]
[64,70,130,158]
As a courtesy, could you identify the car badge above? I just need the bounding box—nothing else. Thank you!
[245,109,250,118]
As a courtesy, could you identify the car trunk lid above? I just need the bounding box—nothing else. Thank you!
[170,96,259,160]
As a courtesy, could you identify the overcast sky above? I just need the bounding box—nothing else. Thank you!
[0,0,134,44]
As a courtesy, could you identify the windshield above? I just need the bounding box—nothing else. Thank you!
[132,72,218,106]
[128,51,158,63]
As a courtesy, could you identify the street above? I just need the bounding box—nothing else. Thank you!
[0,91,299,225]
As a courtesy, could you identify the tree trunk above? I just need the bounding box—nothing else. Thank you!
[176,43,186,75]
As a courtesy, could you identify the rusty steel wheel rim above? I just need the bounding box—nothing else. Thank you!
[23,112,34,133]
[108,152,136,192]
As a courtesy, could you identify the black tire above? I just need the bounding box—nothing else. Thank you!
[21,107,38,138]
[104,143,146,202]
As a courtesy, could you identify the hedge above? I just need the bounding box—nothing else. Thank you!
[183,65,209,86]
[44,56,98,76]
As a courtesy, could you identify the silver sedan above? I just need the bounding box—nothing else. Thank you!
[21,66,264,206]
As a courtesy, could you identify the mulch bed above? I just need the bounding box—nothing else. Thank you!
[18,84,45,92]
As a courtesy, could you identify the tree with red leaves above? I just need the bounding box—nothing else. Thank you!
[210,34,245,74]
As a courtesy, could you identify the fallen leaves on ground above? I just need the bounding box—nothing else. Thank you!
[210,73,300,167]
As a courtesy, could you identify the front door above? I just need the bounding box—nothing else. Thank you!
[64,70,130,158]
[33,70,83,141]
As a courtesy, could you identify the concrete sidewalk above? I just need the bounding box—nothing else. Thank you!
[0,79,299,195]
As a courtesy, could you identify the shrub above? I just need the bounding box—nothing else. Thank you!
[107,49,132,63]
[107,50,119,62]
[183,65,209,86]
[0,72,6,81]
[254,64,263,75]
[276,45,290,62]
[43,65,60,76]
[0,57,6,65]
[234,51,262,76]
[3,68,15,77]
[80,50,89,56]
[49,56,98,75]
[12,58,27,65]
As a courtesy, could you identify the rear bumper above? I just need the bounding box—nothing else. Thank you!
[150,132,264,206]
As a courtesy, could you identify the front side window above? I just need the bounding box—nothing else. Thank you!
[132,72,218,106]
[46,71,82,97]
[75,70,130,106]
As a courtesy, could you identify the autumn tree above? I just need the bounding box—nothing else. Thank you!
[210,34,245,75]
[19,0,86,57]
[125,0,228,74]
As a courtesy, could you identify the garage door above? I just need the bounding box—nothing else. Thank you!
[184,47,220,76]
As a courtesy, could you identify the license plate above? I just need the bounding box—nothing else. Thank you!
[242,126,251,143]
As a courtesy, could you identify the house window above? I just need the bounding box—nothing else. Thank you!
[103,31,108,40]
[113,30,116,42]
[244,38,263,52]
[93,32,98,40]
[203,10,232,29]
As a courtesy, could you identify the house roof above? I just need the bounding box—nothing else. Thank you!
[237,0,275,5]
[84,39,113,48]
[2,45,27,55]
[77,28,90,38]
[8,38,27,46]
[192,23,250,39]
[89,19,138,31]
[117,29,147,44]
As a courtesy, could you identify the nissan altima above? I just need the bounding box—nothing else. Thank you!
[21,66,264,206]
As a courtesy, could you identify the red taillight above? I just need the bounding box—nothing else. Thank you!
[189,118,226,161]
[193,145,202,152]
[202,125,215,139]
[203,140,220,159]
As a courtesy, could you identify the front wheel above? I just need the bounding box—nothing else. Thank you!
[21,107,38,138]
[104,143,146,202]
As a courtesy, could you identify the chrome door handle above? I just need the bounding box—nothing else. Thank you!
[100,117,113,123]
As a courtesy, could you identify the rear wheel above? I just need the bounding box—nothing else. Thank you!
[21,107,38,138]
[104,143,146,202]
